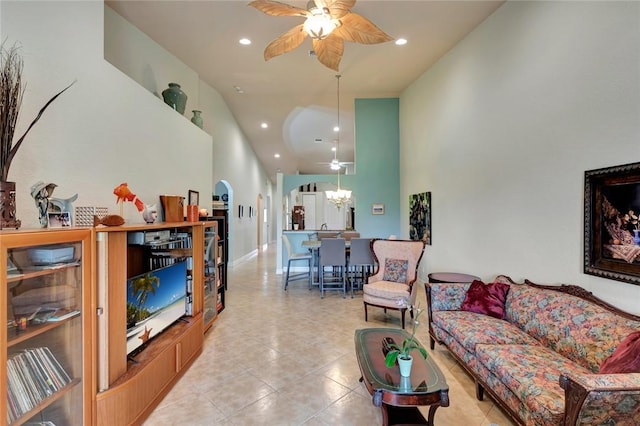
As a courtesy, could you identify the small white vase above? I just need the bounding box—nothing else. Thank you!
[399,375,412,391]
[398,355,413,377]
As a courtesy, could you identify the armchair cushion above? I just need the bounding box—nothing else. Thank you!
[363,280,410,301]
[460,280,510,319]
[600,331,640,374]
[383,258,408,283]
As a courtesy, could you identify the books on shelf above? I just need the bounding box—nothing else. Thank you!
[5,347,72,423]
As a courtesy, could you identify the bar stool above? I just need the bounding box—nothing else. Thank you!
[319,238,347,298]
[347,238,374,297]
[282,235,312,290]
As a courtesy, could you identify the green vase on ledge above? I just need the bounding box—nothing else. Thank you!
[191,110,203,129]
[162,83,187,114]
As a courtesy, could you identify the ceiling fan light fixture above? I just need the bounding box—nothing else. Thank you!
[303,8,336,40]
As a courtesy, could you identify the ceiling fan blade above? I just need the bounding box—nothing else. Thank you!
[312,35,344,71]
[264,24,307,61]
[248,0,309,17]
[334,13,393,44]
[326,0,356,19]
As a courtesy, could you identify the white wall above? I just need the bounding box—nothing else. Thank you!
[0,2,273,264]
[400,1,640,314]
[1,1,212,227]
[104,5,274,264]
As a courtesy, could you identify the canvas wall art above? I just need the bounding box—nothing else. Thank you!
[409,192,431,245]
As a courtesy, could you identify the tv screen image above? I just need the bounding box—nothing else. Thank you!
[126,260,187,355]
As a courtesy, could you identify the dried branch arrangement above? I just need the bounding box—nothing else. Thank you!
[0,40,74,182]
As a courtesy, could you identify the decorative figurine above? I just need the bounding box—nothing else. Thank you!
[30,181,57,228]
[142,204,158,224]
[113,182,144,213]
[93,215,125,227]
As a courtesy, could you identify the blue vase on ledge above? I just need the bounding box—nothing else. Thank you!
[633,229,640,245]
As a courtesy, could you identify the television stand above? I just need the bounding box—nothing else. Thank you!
[95,223,207,426]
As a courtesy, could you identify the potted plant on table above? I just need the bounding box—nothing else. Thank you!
[384,298,428,377]
[0,41,74,228]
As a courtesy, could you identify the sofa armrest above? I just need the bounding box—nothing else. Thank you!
[559,372,640,425]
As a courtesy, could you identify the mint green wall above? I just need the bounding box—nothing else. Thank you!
[354,98,400,238]
[283,98,400,239]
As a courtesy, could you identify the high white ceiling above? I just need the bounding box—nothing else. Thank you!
[106,0,504,182]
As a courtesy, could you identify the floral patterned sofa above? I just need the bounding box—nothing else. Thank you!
[425,276,640,426]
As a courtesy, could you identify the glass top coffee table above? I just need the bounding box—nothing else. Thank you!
[355,328,449,426]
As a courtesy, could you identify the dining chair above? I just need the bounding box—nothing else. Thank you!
[282,234,312,290]
[347,238,374,297]
[319,237,347,298]
[362,239,426,328]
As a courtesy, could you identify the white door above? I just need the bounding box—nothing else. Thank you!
[302,194,317,230]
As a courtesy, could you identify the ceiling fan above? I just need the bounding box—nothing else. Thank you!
[317,154,354,170]
[248,0,393,71]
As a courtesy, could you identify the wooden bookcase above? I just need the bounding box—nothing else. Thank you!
[94,222,205,426]
[203,221,218,332]
[1,228,94,426]
[211,209,228,313]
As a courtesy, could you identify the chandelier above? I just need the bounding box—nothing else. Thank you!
[325,174,351,209]
[325,74,351,209]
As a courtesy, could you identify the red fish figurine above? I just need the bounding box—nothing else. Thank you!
[113,182,144,212]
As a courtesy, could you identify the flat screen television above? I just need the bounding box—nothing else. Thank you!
[126,260,187,355]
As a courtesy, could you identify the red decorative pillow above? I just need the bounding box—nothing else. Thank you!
[599,331,640,374]
[460,280,510,319]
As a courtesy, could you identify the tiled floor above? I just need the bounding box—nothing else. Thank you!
[144,244,515,426]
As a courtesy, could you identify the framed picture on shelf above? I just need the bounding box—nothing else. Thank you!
[584,161,640,285]
[372,204,384,215]
[188,190,199,206]
[48,212,71,228]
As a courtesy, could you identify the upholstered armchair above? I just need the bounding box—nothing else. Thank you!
[362,239,426,329]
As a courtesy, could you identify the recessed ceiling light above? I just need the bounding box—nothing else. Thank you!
[261,122,268,129]
[395,38,407,46]
[239,38,251,45]
[274,153,280,158]
[333,126,339,132]
[331,146,337,152]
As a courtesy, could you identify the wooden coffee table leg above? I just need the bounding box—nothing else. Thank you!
[428,404,441,425]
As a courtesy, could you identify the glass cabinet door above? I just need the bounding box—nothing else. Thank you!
[2,229,91,426]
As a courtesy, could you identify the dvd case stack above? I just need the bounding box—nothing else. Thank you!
[6,347,71,423]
